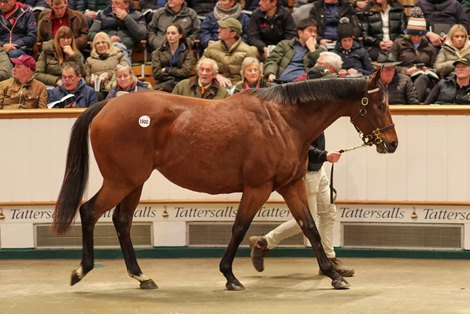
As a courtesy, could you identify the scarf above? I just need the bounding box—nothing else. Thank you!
[213,3,242,20]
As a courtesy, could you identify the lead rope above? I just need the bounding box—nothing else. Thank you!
[329,143,370,204]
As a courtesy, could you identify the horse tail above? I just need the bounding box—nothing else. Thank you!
[52,99,109,235]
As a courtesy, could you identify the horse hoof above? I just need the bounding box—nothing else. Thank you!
[140,279,158,289]
[226,280,245,291]
[332,278,350,290]
[70,270,83,286]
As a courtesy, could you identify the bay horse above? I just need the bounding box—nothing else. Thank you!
[52,74,398,291]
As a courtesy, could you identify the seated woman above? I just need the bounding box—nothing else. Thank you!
[390,10,437,102]
[106,63,150,98]
[152,23,194,93]
[85,32,128,98]
[434,24,470,79]
[35,26,84,87]
[233,57,273,94]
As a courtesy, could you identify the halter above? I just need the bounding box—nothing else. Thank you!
[350,85,395,146]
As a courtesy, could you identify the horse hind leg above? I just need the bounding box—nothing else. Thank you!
[112,185,157,289]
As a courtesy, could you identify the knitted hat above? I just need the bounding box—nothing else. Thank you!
[217,17,243,35]
[406,7,427,36]
[337,17,355,40]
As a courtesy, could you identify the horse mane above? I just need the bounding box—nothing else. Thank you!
[244,77,368,106]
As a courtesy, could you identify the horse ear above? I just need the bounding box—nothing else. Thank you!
[368,69,381,88]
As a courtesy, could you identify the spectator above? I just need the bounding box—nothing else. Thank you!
[264,19,326,83]
[425,56,470,104]
[415,0,470,48]
[434,24,470,79]
[74,0,108,26]
[203,17,258,87]
[152,23,194,92]
[0,55,48,109]
[247,0,296,60]
[85,32,128,98]
[48,61,98,107]
[172,57,229,99]
[0,47,12,81]
[88,0,147,53]
[373,52,419,104]
[333,17,375,76]
[390,10,437,102]
[139,0,167,10]
[233,56,274,94]
[107,62,150,98]
[243,0,258,11]
[199,0,250,50]
[148,0,200,50]
[186,0,217,16]
[357,0,407,61]
[307,50,343,78]
[37,0,89,51]
[309,0,362,49]
[35,26,85,87]
[0,0,37,58]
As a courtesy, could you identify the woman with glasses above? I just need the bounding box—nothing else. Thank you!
[85,31,128,99]
[35,26,84,87]
[106,62,150,98]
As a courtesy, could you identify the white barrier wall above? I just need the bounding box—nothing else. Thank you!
[1,107,470,249]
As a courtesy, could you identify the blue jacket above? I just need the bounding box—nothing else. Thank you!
[0,2,37,48]
[333,40,375,76]
[199,12,250,49]
[48,78,98,108]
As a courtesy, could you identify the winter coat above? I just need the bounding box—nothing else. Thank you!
[0,48,11,81]
[74,0,108,11]
[264,38,327,79]
[203,38,258,84]
[199,10,250,49]
[152,42,194,91]
[0,2,37,48]
[48,78,98,108]
[186,0,217,16]
[172,76,229,99]
[106,80,149,98]
[85,47,128,91]
[88,3,147,50]
[148,3,200,50]
[34,40,84,86]
[415,0,470,32]
[385,71,419,104]
[425,75,470,104]
[434,40,470,78]
[333,40,375,75]
[233,79,273,94]
[309,0,362,42]
[0,78,48,109]
[390,36,437,74]
[247,6,297,53]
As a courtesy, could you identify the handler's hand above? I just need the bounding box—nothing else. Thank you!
[326,151,341,163]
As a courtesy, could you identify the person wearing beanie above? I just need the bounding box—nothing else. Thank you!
[415,0,470,47]
[390,8,438,102]
[333,17,375,76]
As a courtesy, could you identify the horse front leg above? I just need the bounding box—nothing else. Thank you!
[112,185,157,289]
[278,179,350,289]
[220,185,272,291]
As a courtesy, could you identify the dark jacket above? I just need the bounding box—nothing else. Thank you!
[106,80,149,98]
[415,0,470,32]
[247,6,296,53]
[88,3,147,50]
[359,1,407,49]
[309,0,362,42]
[333,40,375,75]
[48,78,98,108]
[308,133,328,172]
[0,2,37,48]
[199,11,251,49]
[425,75,470,104]
[386,71,419,104]
[172,75,229,99]
[187,0,217,16]
[74,0,108,11]
[391,36,437,73]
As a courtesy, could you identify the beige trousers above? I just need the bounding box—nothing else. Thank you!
[265,167,337,258]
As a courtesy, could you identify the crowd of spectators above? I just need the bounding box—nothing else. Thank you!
[1,0,470,109]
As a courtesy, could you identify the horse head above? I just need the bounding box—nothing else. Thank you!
[350,71,398,154]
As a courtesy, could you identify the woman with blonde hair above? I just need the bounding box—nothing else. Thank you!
[85,32,128,97]
[434,24,470,78]
[107,62,150,98]
[35,26,84,87]
[233,57,273,94]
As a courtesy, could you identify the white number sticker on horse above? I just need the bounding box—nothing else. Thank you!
[138,115,150,128]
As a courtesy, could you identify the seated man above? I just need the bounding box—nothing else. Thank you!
[0,0,37,58]
[172,57,229,99]
[373,53,419,104]
[264,19,326,83]
[48,61,99,108]
[37,0,89,51]
[0,55,48,109]
[202,17,258,87]
[88,0,147,53]
[0,47,12,81]
[248,0,296,60]
[425,56,470,104]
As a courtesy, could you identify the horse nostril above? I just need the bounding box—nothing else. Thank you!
[388,141,398,152]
